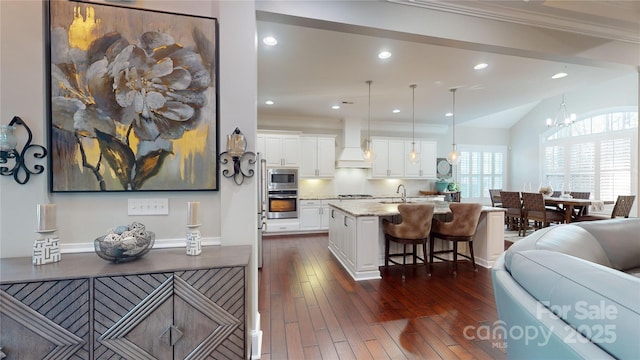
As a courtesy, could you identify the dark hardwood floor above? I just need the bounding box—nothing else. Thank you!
[259,233,507,359]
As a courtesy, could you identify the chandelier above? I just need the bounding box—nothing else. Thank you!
[546,94,576,127]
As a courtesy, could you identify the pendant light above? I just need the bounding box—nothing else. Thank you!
[362,80,374,161]
[446,88,460,166]
[408,84,420,164]
[546,94,576,127]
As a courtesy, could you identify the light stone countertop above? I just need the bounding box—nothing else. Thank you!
[300,194,445,201]
[327,199,505,217]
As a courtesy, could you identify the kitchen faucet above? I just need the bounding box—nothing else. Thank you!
[396,184,407,203]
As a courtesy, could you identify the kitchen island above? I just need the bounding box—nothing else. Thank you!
[327,199,506,281]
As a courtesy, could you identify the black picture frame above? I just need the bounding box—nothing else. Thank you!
[46,0,219,192]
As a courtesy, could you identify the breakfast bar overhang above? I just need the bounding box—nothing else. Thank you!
[327,200,506,281]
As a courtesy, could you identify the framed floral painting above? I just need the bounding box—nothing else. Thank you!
[46,0,219,192]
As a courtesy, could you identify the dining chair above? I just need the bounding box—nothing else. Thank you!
[521,192,565,234]
[500,191,523,235]
[569,191,591,219]
[574,195,636,221]
[488,189,503,207]
[429,202,483,276]
[382,203,435,279]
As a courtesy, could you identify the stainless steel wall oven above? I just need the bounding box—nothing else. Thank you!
[267,189,298,219]
[267,168,298,219]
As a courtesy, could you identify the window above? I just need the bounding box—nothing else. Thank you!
[542,109,637,201]
[458,145,507,203]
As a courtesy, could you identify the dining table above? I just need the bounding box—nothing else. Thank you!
[543,197,612,223]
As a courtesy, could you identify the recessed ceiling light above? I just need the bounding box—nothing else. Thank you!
[445,112,453,117]
[265,100,274,105]
[332,105,340,110]
[474,63,488,70]
[552,72,568,79]
[263,36,278,46]
[392,109,400,114]
[378,51,392,59]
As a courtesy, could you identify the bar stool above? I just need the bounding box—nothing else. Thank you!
[382,203,435,279]
[429,203,483,276]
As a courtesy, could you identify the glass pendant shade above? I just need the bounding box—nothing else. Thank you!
[408,142,420,164]
[362,140,374,161]
[447,144,460,166]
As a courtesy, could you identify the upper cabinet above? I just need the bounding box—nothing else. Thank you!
[300,135,336,178]
[371,137,437,179]
[258,132,300,167]
[371,138,405,178]
[404,140,437,178]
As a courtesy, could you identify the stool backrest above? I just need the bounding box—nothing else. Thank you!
[393,203,436,239]
[433,203,482,237]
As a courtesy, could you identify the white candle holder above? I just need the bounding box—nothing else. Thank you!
[33,229,61,265]
[186,224,202,256]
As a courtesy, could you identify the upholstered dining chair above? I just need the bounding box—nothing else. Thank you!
[382,203,435,279]
[488,189,503,207]
[521,192,565,235]
[429,202,483,276]
[574,195,636,221]
[500,191,523,235]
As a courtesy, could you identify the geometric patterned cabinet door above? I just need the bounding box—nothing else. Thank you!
[93,268,245,359]
[0,279,90,360]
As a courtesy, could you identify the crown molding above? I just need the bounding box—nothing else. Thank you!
[388,0,640,44]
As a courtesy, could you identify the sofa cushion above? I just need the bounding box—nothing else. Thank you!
[504,225,612,271]
[573,218,640,271]
[509,250,640,360]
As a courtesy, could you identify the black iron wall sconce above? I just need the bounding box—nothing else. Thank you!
[218,127,255,185]
[0,116,47,185]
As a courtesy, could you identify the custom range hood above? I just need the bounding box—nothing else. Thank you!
[336,118,372,168]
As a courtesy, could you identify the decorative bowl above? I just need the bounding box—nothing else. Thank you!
[94,222,155,263]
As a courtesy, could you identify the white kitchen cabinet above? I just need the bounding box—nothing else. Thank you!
[262,133,300,167]
[327,207,380,280]
[299,199,330,230]
[404,140,437,178]
[264,218,300,233]
[300,135,335,178]
[371,138,404,178]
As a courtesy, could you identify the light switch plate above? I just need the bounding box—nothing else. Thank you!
[128,198,169,216]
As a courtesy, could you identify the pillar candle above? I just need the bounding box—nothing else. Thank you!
[37,204,56,231]
[187,202,200,226]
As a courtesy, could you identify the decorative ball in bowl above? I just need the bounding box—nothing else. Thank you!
[94,222,155,263]
[538,185,553,197]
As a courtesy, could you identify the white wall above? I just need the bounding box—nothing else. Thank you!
[509,74,638,192]
[1,0,258,356]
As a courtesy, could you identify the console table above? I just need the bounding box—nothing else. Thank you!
[0,246,250,359]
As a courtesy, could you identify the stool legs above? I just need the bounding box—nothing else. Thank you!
[429,236,477,276]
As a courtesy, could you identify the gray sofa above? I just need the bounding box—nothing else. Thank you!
[492,218,640,359]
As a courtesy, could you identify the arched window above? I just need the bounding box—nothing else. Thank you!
[542,108,638,201]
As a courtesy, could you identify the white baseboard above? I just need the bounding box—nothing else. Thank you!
[251,312,263,359]
[61,236,222,253]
